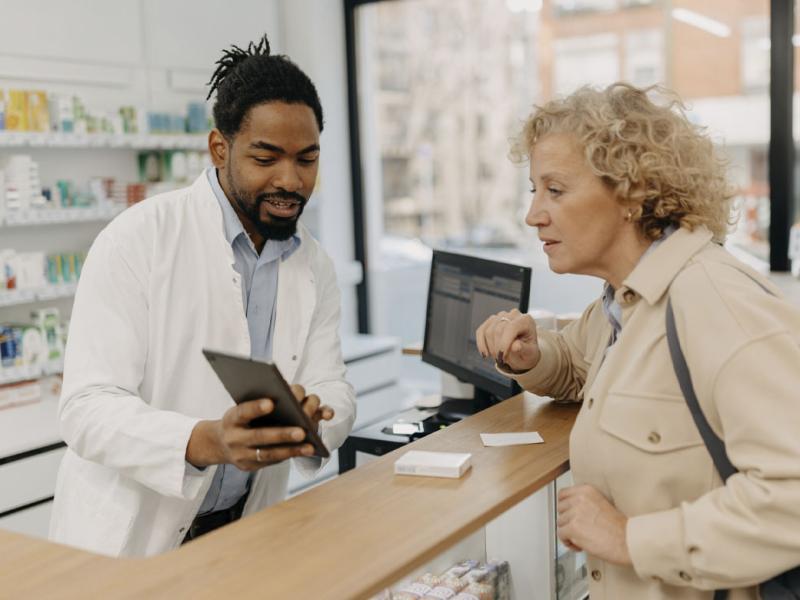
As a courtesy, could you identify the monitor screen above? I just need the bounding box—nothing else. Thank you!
[422,250,531,399]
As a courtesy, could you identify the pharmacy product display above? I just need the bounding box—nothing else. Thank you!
[1,248,86,291]
[0,152,210,225]
[0,308,66,386]
[373,560,511,600]
[0,88,208,136]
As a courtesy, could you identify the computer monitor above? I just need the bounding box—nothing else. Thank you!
[422,250,532,422]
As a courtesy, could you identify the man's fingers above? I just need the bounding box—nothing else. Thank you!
[248,425,306,447]
[301,394,320,418]
[231,398,273,426]
[290,384,306,403]
[310,405,335,425]
[241,443,314,469]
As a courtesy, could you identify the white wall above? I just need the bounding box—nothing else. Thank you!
[0,0,283,110]
[277,0,359,335]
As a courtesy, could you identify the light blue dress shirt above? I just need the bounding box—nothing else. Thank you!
[197,168,300,515]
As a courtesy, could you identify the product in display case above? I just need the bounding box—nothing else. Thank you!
[1,248,86,290]
[30,308,64,365]
[27,91,49,132]
[0,87,209,136]
[1,154,45,211]
[5,90,28,131]
[377,559,510,600]
[0,309,67,384]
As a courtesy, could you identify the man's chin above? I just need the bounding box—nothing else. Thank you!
[255,218,299,241]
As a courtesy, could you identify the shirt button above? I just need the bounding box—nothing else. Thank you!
[179,527,186,533]
[587,397,594,409]
[591,569,602,581]
[652,576,663,583]
[648,431,661,444]
[679,571,692,582]
[291,355,297,361]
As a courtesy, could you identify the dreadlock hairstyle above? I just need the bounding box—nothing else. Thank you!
[206,34,324,138]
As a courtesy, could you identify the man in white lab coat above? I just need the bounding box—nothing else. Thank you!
[49,35,356,557]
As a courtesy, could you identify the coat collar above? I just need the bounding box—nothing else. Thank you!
[621,226,714,305]
[188,172,312,266]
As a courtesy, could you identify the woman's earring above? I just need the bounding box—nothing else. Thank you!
[625,209,633,222]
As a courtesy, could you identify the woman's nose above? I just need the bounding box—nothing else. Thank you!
[525,195,548,228]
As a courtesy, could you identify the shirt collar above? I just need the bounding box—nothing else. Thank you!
[622,225,713,305]
[206,167,301,258]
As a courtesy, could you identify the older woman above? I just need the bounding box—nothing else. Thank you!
[476,83,800,599]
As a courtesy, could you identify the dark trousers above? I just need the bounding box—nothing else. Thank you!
[182,492,249,544]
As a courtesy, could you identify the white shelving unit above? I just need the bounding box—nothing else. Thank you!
[2,205,125,227]
[0,131,208,151]
[0,283,78,308]
[0,362,62,387]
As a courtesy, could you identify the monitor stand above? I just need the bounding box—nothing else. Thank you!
[436,387,497,423]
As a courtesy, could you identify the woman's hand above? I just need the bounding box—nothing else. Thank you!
[475,308,541,372]
[557,484,632,566]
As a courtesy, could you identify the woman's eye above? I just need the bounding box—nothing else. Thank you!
[549,187,562,196]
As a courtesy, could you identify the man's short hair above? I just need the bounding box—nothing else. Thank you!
[207,34,324,138]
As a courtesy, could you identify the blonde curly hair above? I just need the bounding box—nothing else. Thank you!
[511,82,737,242]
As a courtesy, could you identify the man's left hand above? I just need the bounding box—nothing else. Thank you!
[290,384,335,431]
[557,484,632,566]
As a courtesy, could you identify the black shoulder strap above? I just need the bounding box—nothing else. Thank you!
[666,269,780,600]
[665,299,738,481]
[665,265,777,482]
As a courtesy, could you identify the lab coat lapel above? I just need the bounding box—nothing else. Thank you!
[273,247,315,383]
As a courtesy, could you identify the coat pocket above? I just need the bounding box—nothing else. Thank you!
[599,391,704,453]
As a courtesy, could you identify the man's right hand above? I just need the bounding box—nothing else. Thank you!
[186,399,314,471]
[475,308,541,373]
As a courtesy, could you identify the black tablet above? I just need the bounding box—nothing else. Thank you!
[202,349,330,458]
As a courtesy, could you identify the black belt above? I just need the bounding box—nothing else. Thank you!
[183,492,249,544]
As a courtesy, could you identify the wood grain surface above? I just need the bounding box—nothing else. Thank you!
[0,394,578,599]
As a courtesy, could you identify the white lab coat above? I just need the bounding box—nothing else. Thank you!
[49,173,356,557]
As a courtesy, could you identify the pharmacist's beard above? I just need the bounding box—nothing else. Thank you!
[223,170,306,241]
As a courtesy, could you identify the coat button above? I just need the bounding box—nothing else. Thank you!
[292,355,297,361]
[648,431,661,444]
[679,571,692,582]
[591,569,602,581]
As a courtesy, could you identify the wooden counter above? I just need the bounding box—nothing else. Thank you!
[0,394,578,599]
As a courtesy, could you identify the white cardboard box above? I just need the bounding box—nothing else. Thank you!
[394,450,472,479]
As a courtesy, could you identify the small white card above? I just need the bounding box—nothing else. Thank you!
[480,432,544,447]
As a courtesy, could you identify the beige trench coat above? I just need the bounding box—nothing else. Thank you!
[511,226,800,599]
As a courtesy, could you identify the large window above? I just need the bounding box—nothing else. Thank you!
[350,0,774,346]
